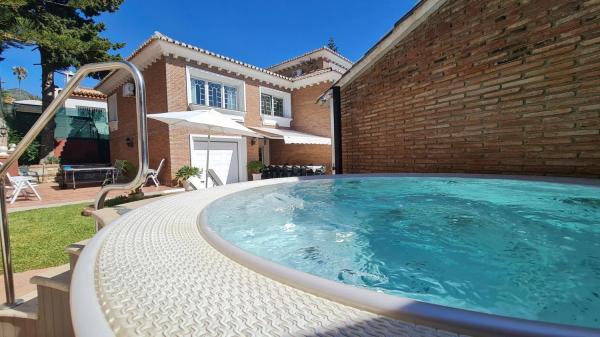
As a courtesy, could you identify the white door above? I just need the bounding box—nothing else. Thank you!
[191,139,240,185]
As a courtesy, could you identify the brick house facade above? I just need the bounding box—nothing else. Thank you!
[96,33,352,185]
[334,0,600,177]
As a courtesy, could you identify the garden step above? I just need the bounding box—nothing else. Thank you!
[30,271,74,337]
[0,291,38,337]
[30,270,70,293]
[64,239,89,272]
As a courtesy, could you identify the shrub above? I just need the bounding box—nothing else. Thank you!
[114,159,136,178]
[247,160,264,174]
[45,156,60,164]
[175,165,202,182]
[8,129,40,165]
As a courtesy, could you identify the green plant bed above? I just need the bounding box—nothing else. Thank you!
[2,203,95,273]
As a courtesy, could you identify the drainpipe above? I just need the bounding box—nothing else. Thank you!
[331,86,342,174]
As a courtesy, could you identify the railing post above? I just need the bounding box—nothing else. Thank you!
[0,180,19,307]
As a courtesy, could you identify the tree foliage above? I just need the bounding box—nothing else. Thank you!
[0,0,125,161]
[14,0,125,73]
[12,65,27,90]
[326,37,338,53]
[0,0,27,61]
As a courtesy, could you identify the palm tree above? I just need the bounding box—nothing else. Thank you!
[12,66,27,93]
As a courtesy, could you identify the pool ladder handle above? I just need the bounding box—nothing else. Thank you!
[0,61,149,308]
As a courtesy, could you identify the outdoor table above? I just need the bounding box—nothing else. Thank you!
[62,165,116,189]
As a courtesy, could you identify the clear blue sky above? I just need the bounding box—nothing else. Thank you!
[0,0,416,96]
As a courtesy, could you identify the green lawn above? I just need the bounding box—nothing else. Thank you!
[3,203,95,273]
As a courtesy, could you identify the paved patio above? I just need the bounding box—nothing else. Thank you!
[6,182,177,212]
[0,264,70,304]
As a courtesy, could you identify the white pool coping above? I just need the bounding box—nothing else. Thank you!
[70,174,600,337]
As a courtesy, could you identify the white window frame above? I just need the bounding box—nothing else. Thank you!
[186,66,246,121]
[259,86,292,127]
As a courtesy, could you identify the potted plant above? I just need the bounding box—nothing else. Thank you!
[247,160,264,181]
[175,165,202,191]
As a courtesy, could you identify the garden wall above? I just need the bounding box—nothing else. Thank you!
[340,0,600,177]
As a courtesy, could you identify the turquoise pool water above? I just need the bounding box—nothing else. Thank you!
[206,177,600,328]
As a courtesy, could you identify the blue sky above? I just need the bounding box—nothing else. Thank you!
[0,0,416,96]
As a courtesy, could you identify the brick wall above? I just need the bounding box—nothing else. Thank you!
[340,0,600,177]
[109,58,171,184]
[292,82,332,137]
[269,81,333,170]
[269,140,331,170]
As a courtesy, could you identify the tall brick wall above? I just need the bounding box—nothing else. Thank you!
[268,82,333,170]
[292,82,332,137]
[340,0,600,177]
[109,58,172,184]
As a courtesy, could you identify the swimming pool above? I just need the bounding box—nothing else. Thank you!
[206,177,600,329]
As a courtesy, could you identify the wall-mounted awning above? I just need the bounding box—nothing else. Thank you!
[250,127,331,145]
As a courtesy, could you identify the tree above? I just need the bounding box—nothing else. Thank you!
[326,37,338,53]
[12,66,27,92]
[0,1,26,61]
[8,0,124,161]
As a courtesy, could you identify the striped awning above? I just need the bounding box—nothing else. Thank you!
[250,127,331,145]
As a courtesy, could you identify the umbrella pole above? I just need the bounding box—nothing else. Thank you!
[205,130,211,188]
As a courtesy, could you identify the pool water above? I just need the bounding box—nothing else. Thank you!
[206,177,600,328]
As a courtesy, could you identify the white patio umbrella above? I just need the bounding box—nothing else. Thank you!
[148,109,260,188]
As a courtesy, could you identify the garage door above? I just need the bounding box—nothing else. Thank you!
[191,139,240,185]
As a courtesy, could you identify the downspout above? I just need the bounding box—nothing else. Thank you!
[331,86,342,174]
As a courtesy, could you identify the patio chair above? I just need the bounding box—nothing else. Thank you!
[291,166,300,177]
[262,166,272,179]
[1,163,42,204]
[18,166,41,183]
[207,169,223,186]
[272,166,282,178]
[300,166,307,176]
[146,158,165,187]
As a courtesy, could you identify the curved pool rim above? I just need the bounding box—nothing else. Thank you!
[199,174,600,337]
[70,173,600,337]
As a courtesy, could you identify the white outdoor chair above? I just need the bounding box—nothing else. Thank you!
[146,158,165,187]
[6,173,41,204]
[1,162,41,203]
[0,161,42,204]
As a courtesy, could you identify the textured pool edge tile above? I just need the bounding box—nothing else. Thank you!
[92,188,470,337]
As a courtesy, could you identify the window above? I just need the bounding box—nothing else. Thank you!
[261,94,272,116]
[191,75,241,111]
[224,86,238,110]
[208,82,222,108]
[261,93,284,117]
[191,79,206,105]
[76,106,107,122]
[273,97,284,117]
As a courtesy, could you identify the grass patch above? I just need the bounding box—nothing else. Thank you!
[3,203,94,273]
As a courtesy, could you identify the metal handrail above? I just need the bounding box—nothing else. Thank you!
[0,61,148,307]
